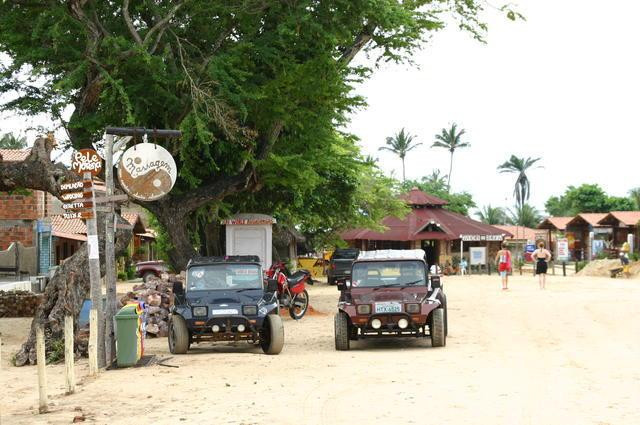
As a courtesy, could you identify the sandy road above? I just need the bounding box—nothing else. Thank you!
[1,275,639,424]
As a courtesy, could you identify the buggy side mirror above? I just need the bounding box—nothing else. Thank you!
[266,279,278,293]
[173,281,184,296]
[430,275,441,289]
[337,279,351,291]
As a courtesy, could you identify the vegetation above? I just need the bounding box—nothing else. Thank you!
[506,203,542,229]
[432,123,470,191]
[475,205,507,225]
[630,188,640,210]
[0,0,496,269]
[0,132,27,149]
[379,128,422,182]
[545,184,636,216]
[497,155,541,209]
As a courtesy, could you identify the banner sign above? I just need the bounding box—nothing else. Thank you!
[469,247,487,265]
[71,149,103,176]
[118,143,177,201]
[461,234,504,242]
[557,238,570,261]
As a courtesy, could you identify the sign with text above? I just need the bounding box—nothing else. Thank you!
[71,149,103,176]
[118,143,177,201]
[60,179,94,220]
[557,238,570,261]
[469,247,487,265]
[461,234,504,242]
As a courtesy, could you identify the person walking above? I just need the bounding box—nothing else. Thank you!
[531,241,552,289]
[495,243,512,290]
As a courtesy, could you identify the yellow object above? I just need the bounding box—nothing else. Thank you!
[621,242,631,253]
[297,257,325,277]
[323,250,334,261]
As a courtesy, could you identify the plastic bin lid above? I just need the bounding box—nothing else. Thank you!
[115,304,139,319]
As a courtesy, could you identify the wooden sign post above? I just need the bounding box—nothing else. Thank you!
[103,133,117,365]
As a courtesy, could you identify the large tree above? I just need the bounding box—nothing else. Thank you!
[0,132,27,149]
[545,184,636,216]
[431,122,470,191]
[1,0,492,269]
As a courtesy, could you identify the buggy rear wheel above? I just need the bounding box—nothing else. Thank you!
[334,312,350,351]
[168,314,190,354]
[430,308,446,348]
[289,289,309,320]
[260,314,284,355]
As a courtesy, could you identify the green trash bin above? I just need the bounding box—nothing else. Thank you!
[115,303,146,367]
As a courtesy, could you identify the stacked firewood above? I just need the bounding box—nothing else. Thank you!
[0,290,43,317]
[119,274,183,338]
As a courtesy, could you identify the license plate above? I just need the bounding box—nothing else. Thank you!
[374,302,402,314]
[211,309,238,315]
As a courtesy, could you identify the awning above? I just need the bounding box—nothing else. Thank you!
[53,231,87,242]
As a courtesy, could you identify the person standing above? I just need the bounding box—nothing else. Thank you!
[495,243,512,290]
[459,257,468,276]
[531,241,552,289]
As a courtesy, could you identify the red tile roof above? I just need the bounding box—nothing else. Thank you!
[399,187,448,206]
[50,215,87,241]
[537,216,572,231]
[342,194,508,242]
[0,149,30,162]
[566,213,608,227]
[598,211,640,227]
[494,225,540,242]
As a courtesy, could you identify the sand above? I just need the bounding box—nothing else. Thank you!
[1,274,639,424]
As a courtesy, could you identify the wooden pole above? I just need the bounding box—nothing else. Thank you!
[85,172,105,370]
[36,325,47,414]
[88,309,98,376]
[104,134,117,366]
[64,315,75,394]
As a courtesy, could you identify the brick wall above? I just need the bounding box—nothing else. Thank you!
[0,192,41,220]
[0,223,35,250]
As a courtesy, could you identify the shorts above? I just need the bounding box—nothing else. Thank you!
[500,271,508,278]
[498,263,510,272]
[536,260,548,274]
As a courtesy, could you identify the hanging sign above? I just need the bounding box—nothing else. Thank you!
[461,234,504,242]
[117,143,177,201]
[60,179,94,220]
[71,149,103,176]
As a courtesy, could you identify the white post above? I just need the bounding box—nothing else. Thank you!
[64,315,75,394]
[88,308,98,376]
[36,325,48,414]
[460,240,464,275]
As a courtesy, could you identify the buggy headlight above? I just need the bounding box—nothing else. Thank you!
[192,306,207,317]
[243,305,258,316]
[356,304,372,315]
[371,318,382,329]
[406,303,420,314]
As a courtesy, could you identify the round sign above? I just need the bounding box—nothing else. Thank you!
[71,149,103,176]
[117,143,177,201]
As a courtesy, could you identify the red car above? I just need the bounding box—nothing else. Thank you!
[136,260,169,283]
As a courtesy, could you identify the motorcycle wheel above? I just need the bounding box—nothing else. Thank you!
[289,289,309,320]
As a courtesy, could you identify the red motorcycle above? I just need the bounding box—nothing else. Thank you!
[265,262,313,320]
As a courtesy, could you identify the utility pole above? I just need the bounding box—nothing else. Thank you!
[103,134,117,365]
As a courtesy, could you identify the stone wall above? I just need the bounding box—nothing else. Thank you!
[0,290,43,317]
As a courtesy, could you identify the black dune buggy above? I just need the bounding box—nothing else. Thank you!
[169,256,284,355]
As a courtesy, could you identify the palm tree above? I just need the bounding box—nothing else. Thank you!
[507,203,542,229]
[379,128,421,181]
[497,155,542,208]
[629,187,640,210]
[432,123,470,191]
[475,205,507,225]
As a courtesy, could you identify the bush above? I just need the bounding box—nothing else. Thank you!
[46,338,65,364]
[117,271,127,281]
[575,261,589,273]
[596,252,609,260]
[631,252,640,262]
[126,264,136,280]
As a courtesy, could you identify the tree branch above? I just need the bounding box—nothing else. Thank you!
[122,0,143,45]
[143,1,187,47]
[338,25,375,65]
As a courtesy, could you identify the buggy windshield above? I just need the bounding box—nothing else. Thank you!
[187,264,262,291]
[351,260,426,288]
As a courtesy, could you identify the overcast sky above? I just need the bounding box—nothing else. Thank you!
[348,0,640,214]
[2,0,639,215]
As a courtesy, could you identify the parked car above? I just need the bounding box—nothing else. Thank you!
[327,248,359,285]
[169,256,284,355]
[135,260,169,282]
[334,249,447,350]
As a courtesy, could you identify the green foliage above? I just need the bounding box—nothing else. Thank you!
[497,155,541,208]
[401,175,476,216]
[575,261,588,273]
[630,188,640,210]
[126,264,136,280]
[117,271,127,281]
[379,128,422,181]
[432,122,470,190]
[507,203,542,228]
[631,252,639,262]
[0,132,27,149]
[545,184,636,216]
[476,205,507,225]
[46,338,65,364]
[146,213,173,263]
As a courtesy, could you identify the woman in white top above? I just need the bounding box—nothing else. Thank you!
[531,241,552,289]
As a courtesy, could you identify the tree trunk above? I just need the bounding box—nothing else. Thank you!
[402,157,406,182]
[14,213,132,366]
[152,207,197,271]
[447,152,453,192]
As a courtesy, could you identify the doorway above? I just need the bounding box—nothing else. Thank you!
[421,240,438,267]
